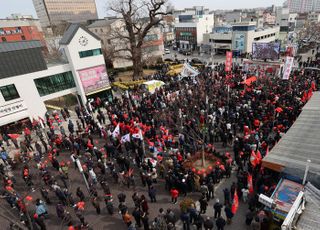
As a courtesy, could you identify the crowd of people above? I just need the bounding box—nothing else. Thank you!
[0,57,319,230]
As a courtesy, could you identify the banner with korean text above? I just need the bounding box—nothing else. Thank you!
[282,56,294,80]
[225,51,232,72]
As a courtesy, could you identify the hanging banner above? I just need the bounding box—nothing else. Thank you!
[225,51,233,72]
[282,57,294,80]
[180,62,199,79]
[78,65,110,94]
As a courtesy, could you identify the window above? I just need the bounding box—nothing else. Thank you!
[79,48,102,58]
[34,71,76,96]
[1,37,6,42]
[21,35,26,40]
[0,84,20,101]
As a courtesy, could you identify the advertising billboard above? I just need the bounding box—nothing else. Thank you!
[78,65,110,94]
[234,34,245,52]
[252,42,280,60]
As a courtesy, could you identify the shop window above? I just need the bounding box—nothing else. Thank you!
[0,84,20,101]
[34,71,76,96]
[79,48,102,58]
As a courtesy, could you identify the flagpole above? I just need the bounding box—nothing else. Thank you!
[139,128,146,157]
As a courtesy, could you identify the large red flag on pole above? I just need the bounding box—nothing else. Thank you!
[250,150,257,168]
[256,150,262,165]
[231,190,239,214]
[247,173,254,194]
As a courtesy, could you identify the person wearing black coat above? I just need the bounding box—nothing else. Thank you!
[213,199,223,218]
[141,212,150,230]
[132,207,142,227]
[216,216,226,230]
[194,214,204,230]
[199,196,208,214]
[224,205,234,224]
[118,192,126,203]
[203,217,214,230]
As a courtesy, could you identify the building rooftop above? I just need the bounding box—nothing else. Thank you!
[296,182,320,229]
[0,40,42,53]
[263,92,320,189]
[88,19,119,28]
[59,23,100,45]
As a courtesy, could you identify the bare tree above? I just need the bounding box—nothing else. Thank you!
[109,0,170,80]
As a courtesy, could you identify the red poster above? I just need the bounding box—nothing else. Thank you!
[225,51,233,72]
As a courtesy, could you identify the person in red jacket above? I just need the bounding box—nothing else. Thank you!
[170,188,179,204]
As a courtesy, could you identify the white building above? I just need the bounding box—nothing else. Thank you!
[203,22,279,54]
[173,6,210,18]
[175,14,214,50]
[0,24,111,127]
[307,12,320,21]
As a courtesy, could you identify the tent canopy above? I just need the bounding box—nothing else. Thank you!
[142,80,165,94]
[262,92,320,188]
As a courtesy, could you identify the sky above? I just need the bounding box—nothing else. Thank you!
[1,0,285,19]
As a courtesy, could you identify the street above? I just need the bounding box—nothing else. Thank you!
[0,111,251,230]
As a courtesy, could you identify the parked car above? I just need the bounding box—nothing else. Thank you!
[179,50,192,55]
[164,48,170,54]
[191,58,203,64]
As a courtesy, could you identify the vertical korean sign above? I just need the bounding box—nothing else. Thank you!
[225,51,233,72]
[282,56,294,80]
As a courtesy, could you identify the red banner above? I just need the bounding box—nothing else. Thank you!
[225,51,233,72]
[247,173,254,194]
[231,190,239,214]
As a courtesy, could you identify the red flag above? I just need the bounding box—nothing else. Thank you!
[256,150,262,164]
[8,134,20,139]
[311,81,316,91]
[307,88,313,100]
[247,173,254,194]
[231,190,239,214]
[250,150,257,168]
[87,140,93,149]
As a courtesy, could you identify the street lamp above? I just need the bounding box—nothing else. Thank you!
[302,159,311,185]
